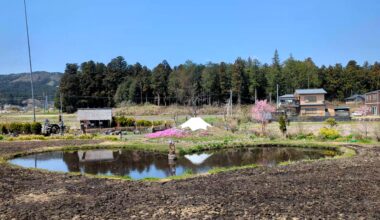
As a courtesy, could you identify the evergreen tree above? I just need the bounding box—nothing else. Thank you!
[231,58,246,104]
[266,50,283,101]
[59,64,80,113]
[151,60,172,106]
[219,62,231,101]
[104,56,128,106]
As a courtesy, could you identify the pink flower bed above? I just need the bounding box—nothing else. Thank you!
[145,128,186,138]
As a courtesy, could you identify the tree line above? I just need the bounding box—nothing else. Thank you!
[57,50,380,113]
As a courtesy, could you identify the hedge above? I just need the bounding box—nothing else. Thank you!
[0,122,42,135]
[114,116,166,127]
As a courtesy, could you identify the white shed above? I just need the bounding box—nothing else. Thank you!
[77,108,112,128]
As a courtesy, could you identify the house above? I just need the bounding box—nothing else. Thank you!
[365,90,380,115]
[278,94,298,116]
[294,88,327,116]
[345,94,365,105]
[77,108,113,128]
[279,94,297,106]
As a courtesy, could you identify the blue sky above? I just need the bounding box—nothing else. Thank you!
[1,0,379,74]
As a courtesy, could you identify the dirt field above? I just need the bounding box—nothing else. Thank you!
[0,140,379,219]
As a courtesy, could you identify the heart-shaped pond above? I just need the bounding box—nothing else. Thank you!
[9,147,337,179]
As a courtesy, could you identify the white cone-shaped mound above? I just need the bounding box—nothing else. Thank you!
[184,153,213,165]
[180,117,212,131]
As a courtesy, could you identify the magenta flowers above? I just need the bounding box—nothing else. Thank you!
[145,128,186,138]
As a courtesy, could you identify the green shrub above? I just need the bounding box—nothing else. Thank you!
[115,116,136,127]
[178,148,186,156]
[136,120,152,127]
[0,135,4,141]
[0,124,8,134]
[325,118,337,128]
[115,116,165,127]
[21,123,32,134]
[296,133,315,140]
[319,127,340,140]
[154,120,166,126]
[31,122,42,135]
[9,122,22,134]
[278,115,287,136]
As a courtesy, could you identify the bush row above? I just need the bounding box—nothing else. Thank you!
[114,116,166,127]
[0,122,42,135]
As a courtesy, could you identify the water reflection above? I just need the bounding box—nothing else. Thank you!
[9,147,335,179]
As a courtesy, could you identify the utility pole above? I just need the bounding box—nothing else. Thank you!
[43,92,45,113]
[254,88,257,103]
[45,93,48,112]
[60,91,63,122]
[226,89,233,117]
[269,92,272,104]
[229,89,232,117]
[23,0,36,122]
[276,84,279,108]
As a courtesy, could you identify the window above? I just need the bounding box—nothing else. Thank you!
[304,96,317,103]
[304,108,318,115]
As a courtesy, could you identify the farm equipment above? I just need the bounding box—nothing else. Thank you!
[42,119,64,136]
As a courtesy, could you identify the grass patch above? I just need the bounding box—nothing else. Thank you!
[208,164,258,174]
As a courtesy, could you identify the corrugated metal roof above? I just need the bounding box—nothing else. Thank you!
[335,106,350,110]
[280,94,295,98]
[77,108,112,121]
[295,88,327,94]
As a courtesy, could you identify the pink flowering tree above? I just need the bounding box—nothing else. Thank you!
[251,100,276,135]
[357,105,371,138]
[357,105,371,116]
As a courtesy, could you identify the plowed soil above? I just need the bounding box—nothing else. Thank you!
[0,140,379,219]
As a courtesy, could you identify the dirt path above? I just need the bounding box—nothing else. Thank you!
[0,141,379,219]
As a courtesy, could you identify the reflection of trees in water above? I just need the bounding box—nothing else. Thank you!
[60,148,330,177]
[62,152,80,172]
[189,148,328,167]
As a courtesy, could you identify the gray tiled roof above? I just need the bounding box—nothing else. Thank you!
[364,90,380,95]
[295,88,327,95]
[345,94,364,100]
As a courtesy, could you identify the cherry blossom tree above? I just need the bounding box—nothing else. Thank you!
[251,100,275,135]
[357,105,371,138]
[357,105,371,116]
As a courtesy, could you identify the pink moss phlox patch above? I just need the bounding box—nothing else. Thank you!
[145,128,186,138]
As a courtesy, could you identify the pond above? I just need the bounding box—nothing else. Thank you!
[9,147,337,180]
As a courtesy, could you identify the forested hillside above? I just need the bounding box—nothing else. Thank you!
[0,71,62,106]
[59,50,380,113]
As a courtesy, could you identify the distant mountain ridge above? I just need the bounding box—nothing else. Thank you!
[0,71,62,106]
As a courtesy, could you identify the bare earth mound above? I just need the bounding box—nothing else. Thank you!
[0,141,379,219]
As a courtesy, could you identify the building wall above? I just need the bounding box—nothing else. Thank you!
[345,100,364,105]
[365,91,380,115]
[366,104,380,115]
[300,105,326,116]
[298,94,325,105]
